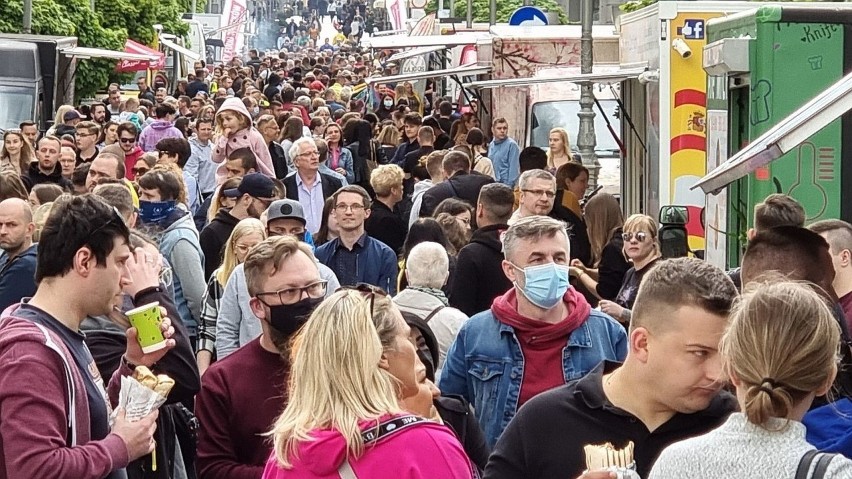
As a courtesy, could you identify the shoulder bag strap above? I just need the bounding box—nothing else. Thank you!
[337,415,428,479]
[813,453,839,479]
[424,305,445,323]
[796,450,820,479]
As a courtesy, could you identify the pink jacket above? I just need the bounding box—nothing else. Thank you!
[261,414,476,479]
[0,307,131,479]
[212,97,275,184]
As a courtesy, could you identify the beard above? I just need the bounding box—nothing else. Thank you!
[267,324,295,360]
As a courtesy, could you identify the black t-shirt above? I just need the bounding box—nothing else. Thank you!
[15,304,112,445]
[614,257,661,311]
[484,361,737,479]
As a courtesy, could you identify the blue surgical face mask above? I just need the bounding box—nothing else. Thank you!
[511,262,570,309]
[138,199,178,224]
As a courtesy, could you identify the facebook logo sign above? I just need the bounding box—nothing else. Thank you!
[678,19,705,40]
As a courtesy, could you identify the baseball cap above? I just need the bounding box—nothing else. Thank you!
[64,110,82,122]
[266,199,306,225]
[222,173,277,199]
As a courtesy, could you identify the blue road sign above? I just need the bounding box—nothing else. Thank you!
[509,6,549,26]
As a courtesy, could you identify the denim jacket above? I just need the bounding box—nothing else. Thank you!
[438,307,627,447]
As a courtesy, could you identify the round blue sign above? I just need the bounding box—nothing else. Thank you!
[508,6,549,26]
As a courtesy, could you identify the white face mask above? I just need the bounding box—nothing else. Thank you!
[383,100,393,108]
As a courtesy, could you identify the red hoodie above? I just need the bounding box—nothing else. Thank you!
[491,287,592,405]
[0,307,130,478]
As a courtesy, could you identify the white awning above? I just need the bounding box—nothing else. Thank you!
[366,63,491,85]
[61,46,160,62]
[158,36,201,61]
[387,45,446,63]
[693,70,852,194]
[366,33,482,49]
[463,67,646,89]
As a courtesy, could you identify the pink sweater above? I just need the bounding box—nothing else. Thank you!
[211,98,275,184]
[261,414,476,479]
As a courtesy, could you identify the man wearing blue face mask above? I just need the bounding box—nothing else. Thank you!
[137,168,206,350]
[439,215,628,448]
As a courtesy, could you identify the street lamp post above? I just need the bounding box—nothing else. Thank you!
[577,0,600,189]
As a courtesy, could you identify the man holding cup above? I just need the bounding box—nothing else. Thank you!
[0,194,178,478]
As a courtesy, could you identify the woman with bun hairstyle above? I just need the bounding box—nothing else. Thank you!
[649,281,852,478]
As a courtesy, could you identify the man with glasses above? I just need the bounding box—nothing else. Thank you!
[315,185,399,295]
[508,169,557,225]
[198,236,326,478]
[24,136,72,190]
[199,173,278,279]
[283,137,343,234]
[117,122,145,181]
[59,146,77,181]
[75,121,102,164]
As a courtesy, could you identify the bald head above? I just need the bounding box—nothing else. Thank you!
[0,198,35,256]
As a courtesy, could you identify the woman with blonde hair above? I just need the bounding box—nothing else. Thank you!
[599,214,661,325]
[650,280,852,478]
[197,218,266,375]
[206,177,241,223]
[261,289,476,478]
[46,105,74,137]
[547,127,574,171]
[570,192,629,304]
[1,130,36,176]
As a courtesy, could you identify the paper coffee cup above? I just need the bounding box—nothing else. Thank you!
[126,301,166,353]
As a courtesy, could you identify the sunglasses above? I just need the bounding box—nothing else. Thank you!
[622,231,649,243]
[119,137,136,144]
[338,283,387,315]
[132,167,149,176]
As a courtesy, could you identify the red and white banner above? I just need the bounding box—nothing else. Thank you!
[221,0,247,63]
[118,39,165,72]
[385,0,408,31]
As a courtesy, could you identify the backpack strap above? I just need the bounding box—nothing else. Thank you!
[337,415,429,479]
[32,322,78,447]
[796,450,820,479]
[424,305,445,323]
[813,453,840,479]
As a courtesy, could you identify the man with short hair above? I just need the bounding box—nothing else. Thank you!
[0,198,38,310]
[728,193,806,288]
[224,147,259,179]
[187,70,210,99]
[155,87,167,105]
[441,216,628,448]
[93,183,137,227]
[189,98,205,118]
[200,173,277,279]
[448,183,514,316]
[90,103,108,125]
[403,125,435,177]
[513,146,548,209]
[75,121,101,164]
[59,146,77,180]
[484,257,738,478]
[365,164,407,254]
[284,137,343,234]
[137,77,156,103]
[197,236,327,478]
[86,152,126,192]
[20,121,39,146]
[437,100,455,136]
[0,194,173,477]
[408,150,445,228]
[187,118,217,199]
[489,117,521,187]
[156,137,200,213]
[419,150,494,218]
[810,219,852,330]
[25,136,72,190]
[117,122,145,181]
[315,185,398,294]
[138,103,183,152]
[509,169,556,225]
[107,88,122,116]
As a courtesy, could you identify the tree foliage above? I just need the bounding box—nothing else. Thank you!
[425,0,569,25]
[0,0,203,100]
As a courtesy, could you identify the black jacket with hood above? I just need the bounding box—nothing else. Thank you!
[448,224,512,316]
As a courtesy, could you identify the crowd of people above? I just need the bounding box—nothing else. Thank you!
[1,15,852,479]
